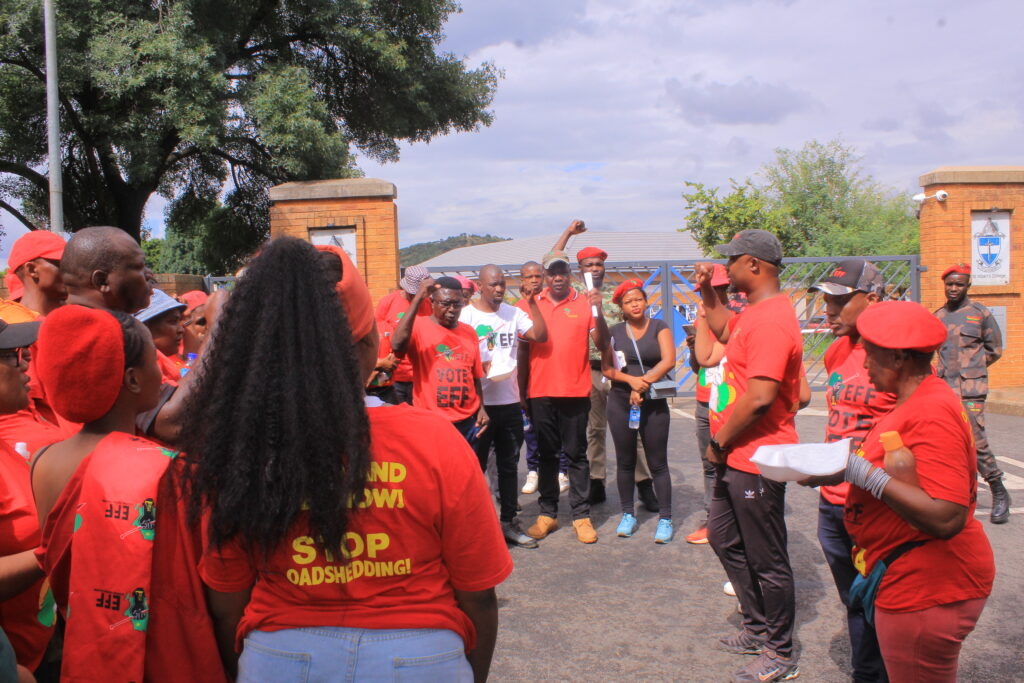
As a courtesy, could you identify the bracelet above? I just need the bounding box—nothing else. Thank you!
[844,454,891,500]
[709,437,727,454]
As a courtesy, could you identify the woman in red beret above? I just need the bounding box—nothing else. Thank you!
[30,305,227,682]
[802,301,994,682]
[181,238,511,682]
[601,278,677,542]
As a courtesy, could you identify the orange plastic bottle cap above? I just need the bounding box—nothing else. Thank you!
[880,431,904,451]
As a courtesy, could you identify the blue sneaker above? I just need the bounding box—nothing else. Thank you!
[654,518,674,544]
[616,513,638,537]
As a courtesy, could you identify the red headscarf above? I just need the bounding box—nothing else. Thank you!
[314,245,374,341]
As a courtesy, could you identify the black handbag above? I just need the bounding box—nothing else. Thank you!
[626,323,677,400]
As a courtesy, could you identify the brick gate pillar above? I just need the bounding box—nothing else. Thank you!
[268,178,399,302]
[918,166,1024,389]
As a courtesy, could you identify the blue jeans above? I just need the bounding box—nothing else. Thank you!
[238,627,473,683]
[817,497,888,682]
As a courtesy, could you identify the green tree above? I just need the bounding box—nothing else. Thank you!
[141,236,165,270]
[0,0,499,256]
[400,233,510,267]
[682,139,919,257]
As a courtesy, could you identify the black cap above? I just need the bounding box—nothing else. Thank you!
[0,319,40,350]
[715,229,783,265]
[809,259,885,297]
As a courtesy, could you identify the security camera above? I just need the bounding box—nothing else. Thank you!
[935,190,949,201]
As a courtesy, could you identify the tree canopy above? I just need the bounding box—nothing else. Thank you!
[682,139,919,258]
[0,0,499,269]
[400,232,509,268]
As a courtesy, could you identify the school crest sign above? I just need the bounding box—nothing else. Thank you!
[971,211,1011,286]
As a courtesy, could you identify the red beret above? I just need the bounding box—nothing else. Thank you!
[177,290,208,315]
[612,278,646,305]
[8,230,66,273]
[856,301,948,353]
[36,305,126,423]
[314,244,374,342]
[940,263,971,280]
[5,272,23,301]
[576,246,608,263]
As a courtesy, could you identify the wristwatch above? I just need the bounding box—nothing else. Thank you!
[709,437,728,455]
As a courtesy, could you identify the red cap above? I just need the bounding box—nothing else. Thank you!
[940,263,971,280]
[36,305,125,423]
[612,278,645,305]
[710,263,729,287]
[454,275,478,294]
[856,301,948,353]
[314,245,374,342]
[576,246,608,263]
[177,290,208,315]
[8,230,66,273]
[5,272,23,301]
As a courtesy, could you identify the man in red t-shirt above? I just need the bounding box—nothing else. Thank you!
[391,276,488,441]
[808,259,895,682]
[374,266,433,405]
[696,229,803,683]
[520,250,608,545]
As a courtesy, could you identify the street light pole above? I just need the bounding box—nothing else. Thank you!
[43,0,63,232]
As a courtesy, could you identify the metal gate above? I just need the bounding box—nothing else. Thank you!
[427,255,922,395]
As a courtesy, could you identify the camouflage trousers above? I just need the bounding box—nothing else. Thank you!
[963,399,1004,482]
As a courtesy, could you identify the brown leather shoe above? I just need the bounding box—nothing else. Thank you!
[572,518,598,544]
[526,515,559,539]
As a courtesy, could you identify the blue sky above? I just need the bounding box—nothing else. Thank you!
[3,0,1022,261]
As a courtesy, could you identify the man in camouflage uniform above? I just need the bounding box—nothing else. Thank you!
[934,263,1011,524]
[552,220,657,509]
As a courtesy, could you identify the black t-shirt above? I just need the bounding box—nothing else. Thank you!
[609,318,670,392]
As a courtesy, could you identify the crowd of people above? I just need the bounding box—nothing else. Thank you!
[0,221,1007,682]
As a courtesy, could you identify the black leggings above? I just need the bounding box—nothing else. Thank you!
[607,389,671,518]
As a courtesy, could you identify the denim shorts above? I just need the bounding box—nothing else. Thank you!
[237,626,473,683]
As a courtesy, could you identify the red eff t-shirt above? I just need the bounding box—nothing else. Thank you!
[524,289,594,399]
[375,290,432,383]
[844,375,994,612]
[199,404,513,650]
[709,295,803,474]
[407,319,483,421]
[820,337,896,505]
[0,440,51,670]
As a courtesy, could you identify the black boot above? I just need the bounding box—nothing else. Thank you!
[990,478,1011,524]
[588,478,606,504]
[637,479,659,513]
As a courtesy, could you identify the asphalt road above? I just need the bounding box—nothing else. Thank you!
[488,398,1024,682]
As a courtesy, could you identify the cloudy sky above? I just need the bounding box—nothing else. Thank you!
[2,0,1022,260]
[359,0,1024,246]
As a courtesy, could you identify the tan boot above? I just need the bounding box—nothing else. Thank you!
[572,518,598,544]
[526,515,559,540]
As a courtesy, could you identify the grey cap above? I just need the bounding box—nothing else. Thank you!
[134,288,186,324]
[715,229,783,265]
[809,259,885,297]
[400,265,431,295]
[0,319,40,349]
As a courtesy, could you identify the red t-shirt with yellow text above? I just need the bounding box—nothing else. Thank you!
[844,375,993,612]
[523,289,594,399]
[820,337,896,505]
[375,291,432,383]
[709,295,803,474]
[406,320,483,421]
[199,403,513,650]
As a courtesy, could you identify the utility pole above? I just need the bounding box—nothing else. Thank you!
[43,0,63,232]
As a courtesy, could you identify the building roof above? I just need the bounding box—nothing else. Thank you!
[416,230,703,268]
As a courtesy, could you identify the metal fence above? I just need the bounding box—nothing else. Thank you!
[427,255,922,395]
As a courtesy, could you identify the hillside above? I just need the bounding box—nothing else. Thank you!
[400,233,510,267]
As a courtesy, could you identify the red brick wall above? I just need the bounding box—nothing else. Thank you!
[919,182,1024,388]
[269,196,400,302]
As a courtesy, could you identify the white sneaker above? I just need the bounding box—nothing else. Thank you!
[558,472,570,493]
[521,471,539,494]
[723,581,736,596]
